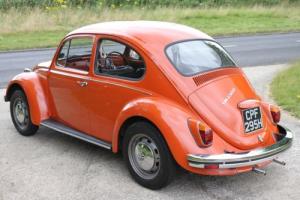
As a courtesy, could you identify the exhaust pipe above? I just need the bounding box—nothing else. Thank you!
[252,167,266,175]
[273,159,286,166]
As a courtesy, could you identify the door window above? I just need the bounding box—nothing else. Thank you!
[95,39,145,79]
[56,40,70,67]
[56,37,93,72]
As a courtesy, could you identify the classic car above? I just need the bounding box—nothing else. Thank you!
[4,21,293,189]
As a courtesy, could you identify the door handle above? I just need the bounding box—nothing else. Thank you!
[77,80,88,87]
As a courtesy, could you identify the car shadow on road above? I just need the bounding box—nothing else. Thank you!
[26,126,286,199]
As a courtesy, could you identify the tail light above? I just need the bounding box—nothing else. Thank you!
[270,105,281,123]
[188,118,213,147]
[199,123,213,145]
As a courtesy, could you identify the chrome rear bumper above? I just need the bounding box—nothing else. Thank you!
[187,125,293,169]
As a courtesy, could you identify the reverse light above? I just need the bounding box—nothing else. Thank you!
[270,105,281,124]
[188,118,213,147]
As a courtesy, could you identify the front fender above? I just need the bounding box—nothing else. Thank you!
[112,96,202,169]
[5,72,49,125]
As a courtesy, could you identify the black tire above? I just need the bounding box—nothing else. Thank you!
[122,121,175,190]
[10,89,39,136]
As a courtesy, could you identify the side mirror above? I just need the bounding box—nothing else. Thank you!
[59,52,65,59]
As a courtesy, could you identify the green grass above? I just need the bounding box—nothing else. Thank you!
[0,6,300,51]
[0,31,67,50]
[271,62,300,118]
[0,0,298,9]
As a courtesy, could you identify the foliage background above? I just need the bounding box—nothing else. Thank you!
[0,0,299,9]
[0,0,300,50]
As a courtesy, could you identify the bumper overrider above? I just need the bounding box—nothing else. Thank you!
[187,125,293,169]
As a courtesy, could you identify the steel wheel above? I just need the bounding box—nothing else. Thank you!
[128,134,161,180]
[12,97,29,130]
[10,89,39,136]
[123,121,175,189]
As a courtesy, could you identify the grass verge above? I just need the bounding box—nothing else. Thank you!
[271,62,300,118]
[0,31,67,50]
[0,6,300,51]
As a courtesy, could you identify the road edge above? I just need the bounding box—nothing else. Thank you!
[1,31,300,54]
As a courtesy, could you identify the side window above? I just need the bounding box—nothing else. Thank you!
[129,49,140,60]
[56,40,70,67]
[101,40,126,55]
[95,39,145,79]
[56,37,93,72]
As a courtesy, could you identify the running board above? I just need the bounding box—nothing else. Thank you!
[40,119,112,150]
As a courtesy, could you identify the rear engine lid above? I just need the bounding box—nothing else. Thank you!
[188,72,272,150]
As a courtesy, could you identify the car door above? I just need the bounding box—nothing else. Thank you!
[84,37,147,143]
[48,35,95,133]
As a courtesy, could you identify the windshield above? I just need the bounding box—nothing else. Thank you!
[165,40,236,76]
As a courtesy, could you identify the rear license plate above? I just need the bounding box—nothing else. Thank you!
[242,107,263,133]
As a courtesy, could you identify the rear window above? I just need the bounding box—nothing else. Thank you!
[165,40,236,76]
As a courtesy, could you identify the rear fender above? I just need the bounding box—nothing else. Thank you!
[112,97,202,168]
[5,72,50,125]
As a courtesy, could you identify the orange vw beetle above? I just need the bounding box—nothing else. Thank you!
[4,21,293,189]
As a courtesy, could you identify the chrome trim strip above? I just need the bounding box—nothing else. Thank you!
[50,69,90,79]
[187,125,293,169]
[50,69,152,96]
[41,119,112,150]
[89,78,152,96]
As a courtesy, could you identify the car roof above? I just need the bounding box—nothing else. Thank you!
[67,21,213,47]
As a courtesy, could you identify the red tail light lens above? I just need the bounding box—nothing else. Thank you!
[270,105,281,123]
[204,164,219,169]
[271,110,281,123]
[188,118,213,147]
[199,124,213,146]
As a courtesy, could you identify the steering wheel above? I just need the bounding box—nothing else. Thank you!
[107,51,123,56]
[105,51,127,69]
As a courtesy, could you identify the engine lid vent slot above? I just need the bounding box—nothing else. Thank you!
[192,68,241,86]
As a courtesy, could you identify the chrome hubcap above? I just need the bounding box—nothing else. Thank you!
[128,134,160,179]
[13,98,29,129]
[135,141,155,171]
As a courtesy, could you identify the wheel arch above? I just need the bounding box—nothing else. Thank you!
[117,116,161,152]
[112,97,201,170]
[5,73,50,125]
[5,83,24,102]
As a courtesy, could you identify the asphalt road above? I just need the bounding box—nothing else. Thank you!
[0,32,300,88]
[1,65,299,200]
